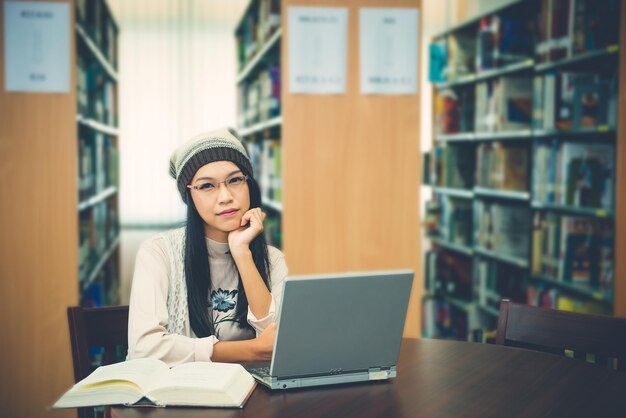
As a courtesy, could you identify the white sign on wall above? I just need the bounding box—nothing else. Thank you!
[4,1,70,93]
[288,7,348,94]
[360,8,419,95]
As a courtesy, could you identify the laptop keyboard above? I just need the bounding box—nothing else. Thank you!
[249,367,270,377]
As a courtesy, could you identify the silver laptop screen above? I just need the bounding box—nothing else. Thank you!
[270,270,414,378]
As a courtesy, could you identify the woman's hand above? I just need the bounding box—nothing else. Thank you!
[212,323,276,362]
[228,207,266,255]
[253,322,276,361]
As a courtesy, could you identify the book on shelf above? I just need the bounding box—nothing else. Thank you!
[527,283,609,315]
[438,196,472,247]
[475,201,530,260]
[476,258,527,311]
[434,88,474,134]
[476,17,496,72]
[536,0,620,64]
[551,72,612,131]
[425,249,472,300]
[476,142,528,191]
[474,76,532,133]
[559,216,601,283]
[571,80,610,130]
[432,143,475,189]
[571,0,620,56]
[236,0,281,71]
[429,38,447,83]
[533,140,614,210]
[445,31,476,81]
[422,298,467,340]
[238,65,281,127]
[475,14,532,72]
[424,199,442,238]
[561,142,613,209]
[53,358,256,409]
[264,214,282,248]
[535,71,615,131]
[532,212,613,289]
[259,139,282,204]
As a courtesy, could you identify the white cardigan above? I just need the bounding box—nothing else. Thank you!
[127,227,288,366]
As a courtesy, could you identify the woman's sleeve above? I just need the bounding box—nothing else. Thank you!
[246,247,288,335]
[127,238,218,367]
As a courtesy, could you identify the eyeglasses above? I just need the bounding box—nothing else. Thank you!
[187,175,249,195]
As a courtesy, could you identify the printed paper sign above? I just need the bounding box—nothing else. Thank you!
[360,8,419,95]
[288,7,348,94]
[4,1,70,93]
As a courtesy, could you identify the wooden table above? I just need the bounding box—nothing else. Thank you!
[112,338,626,418]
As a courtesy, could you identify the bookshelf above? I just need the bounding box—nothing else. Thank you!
[423,0,625,340]
[76,0,121,307]
[236,0,424,336]
[235,0,283,248]
[0,0,119,415]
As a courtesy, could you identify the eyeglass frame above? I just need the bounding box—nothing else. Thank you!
[186,174,250,193]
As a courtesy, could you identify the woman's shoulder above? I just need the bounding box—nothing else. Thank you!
[267,245,285,262]
[138,227,185,258]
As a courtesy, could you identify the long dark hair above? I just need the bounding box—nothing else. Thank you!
[184,165,271,338]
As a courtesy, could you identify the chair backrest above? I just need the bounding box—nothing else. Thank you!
[496,299,626,372]
[67,305,129,418]
[67,305,129,382]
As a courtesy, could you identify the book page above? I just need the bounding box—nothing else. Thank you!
[147,362,239,392]
[146,362,254,407]
[80,358,169,392]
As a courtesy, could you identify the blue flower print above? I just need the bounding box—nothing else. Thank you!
[209,289,238,313]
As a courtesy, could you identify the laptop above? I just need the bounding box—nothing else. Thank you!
[247,269,414,390]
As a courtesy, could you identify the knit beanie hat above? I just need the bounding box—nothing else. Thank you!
[169,127,253,203]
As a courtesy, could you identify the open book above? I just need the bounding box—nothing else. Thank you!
[53,358,256,408]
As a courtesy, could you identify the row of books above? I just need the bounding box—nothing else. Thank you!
[476,258,527,311]
[78,131,119,202]
[77,55,118,126]
[425,249,472,301]
[429,10,533,82]
[476,142,528,191]
[264,214,282,248]
[527,283,608,315]
[532,212,613,288]
[236,0,281,71]
[422,298,468,340]
[475,14,532,72]
[533,72,617,131]
[248,138,282,204]
[434,76,534,135]
[431,143,474,189]
[475,76,532,133]
[536,0,620,64]
[78,200,119,284]
[430,138,613,210]
[429,197,473,248]
[436,71,616,135]
[82,260,120,308]
[433,88,475,134]
[237,65,281,128]
[532,141,613,210]
[76,0,118,68]
[474,201,530,260]
[429,0,621,83]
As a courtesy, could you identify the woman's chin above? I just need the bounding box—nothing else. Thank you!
[221,218,244,232]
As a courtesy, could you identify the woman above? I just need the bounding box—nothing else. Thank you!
[127,127,287,366]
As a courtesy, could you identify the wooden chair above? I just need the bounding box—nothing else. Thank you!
[496,299,626,371]
[67,305,129,418]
